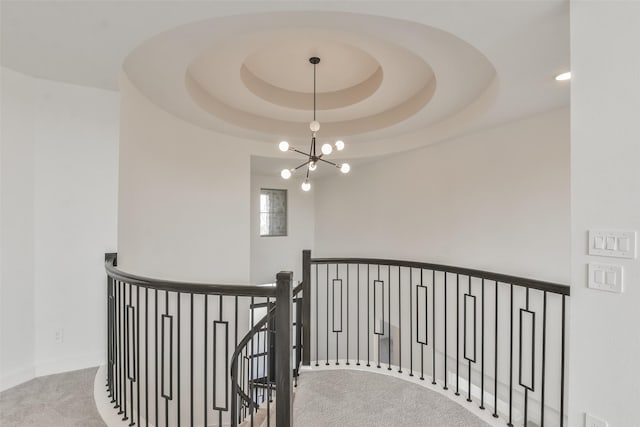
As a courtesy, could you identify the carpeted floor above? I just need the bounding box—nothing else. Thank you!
[0,367,105,427]
[293,369,490,427]
[1,367,490,427]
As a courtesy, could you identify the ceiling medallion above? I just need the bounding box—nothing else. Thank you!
[278,57,350,191]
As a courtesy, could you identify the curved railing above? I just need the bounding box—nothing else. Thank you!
[105,249,568,427]
[300,250,570,427]
[104,254,295,427]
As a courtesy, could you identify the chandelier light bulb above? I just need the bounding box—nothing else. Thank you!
[340,163,351,174]
[279,141,289,152]
[321,143,333,155]
[301,180,311,192]
[310,121,320,132]
[555,71,571,81]
[309,162,317,171]
[281,168,292,179]
[335,140,345,151]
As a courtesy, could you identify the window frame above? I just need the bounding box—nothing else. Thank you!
[259,188,288,237]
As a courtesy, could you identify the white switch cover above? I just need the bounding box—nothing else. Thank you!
[588,263,623,293]
[585,413,608,427]
[588,230,636,259]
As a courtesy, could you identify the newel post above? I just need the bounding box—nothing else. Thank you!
[302,249,311,366]
[275,271,293,427]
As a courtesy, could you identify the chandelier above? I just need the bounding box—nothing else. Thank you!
[278,57,350,191]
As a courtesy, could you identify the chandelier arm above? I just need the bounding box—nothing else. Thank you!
[289,147,311,157]
[294,160,311,171]
[317,157,338,167]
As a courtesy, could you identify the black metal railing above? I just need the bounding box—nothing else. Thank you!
[105,253,296,427]
[300,250,570,427]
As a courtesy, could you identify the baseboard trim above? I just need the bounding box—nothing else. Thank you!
[35,355,104,378]
[0,364,35,392]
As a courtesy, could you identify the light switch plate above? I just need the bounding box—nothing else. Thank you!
[588,230,636,259]
[585,413,608,427]
[588,263,623,293]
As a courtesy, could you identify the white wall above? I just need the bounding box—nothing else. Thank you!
[117,75,251,283]
[32,76,119,376]
[569,2,640,426]
[250,173,315,284]
[0,67,36,390]
[315,108,571,284]
[0,67,119,388]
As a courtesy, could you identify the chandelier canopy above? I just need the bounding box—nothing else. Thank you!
[278,56,350,191]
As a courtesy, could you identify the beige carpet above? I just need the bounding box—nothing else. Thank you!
[1,367,490,427]
[293,370,490,427]
[0,367,105,427]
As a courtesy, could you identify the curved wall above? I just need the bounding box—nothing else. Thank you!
[117,75,254,283]
[314,108,570,285]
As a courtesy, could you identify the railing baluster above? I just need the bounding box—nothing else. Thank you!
[410,268,413,377]
[346,264,350,366]
[335,264,340,365]
[541,291,547,427]
[560,295,566,427]
[455,274,460,396]
[118,281,123,414]
[524,288,530,426]
[145,287,149,426]
[443,273,448,390]
[266,300,271,427]
[466,277,473,403]
[217,295,225,427]
[316,264,320,366]
[377,264,381,369]
[357,264,360,366]
[480,278,485,410]
[177,292,181,427]
[136,285,141,426]
[388,266,391,371]
[190,293,194,427]
[326,264,330,366]
[398,266,402,374]
[367,264,370,367]
[508,283,514,427]
[493,281,499,418]
[420,268,424,380]
[164,290,171,427]
[106,276,111,393]
[155,289,159,426]
[432,270,436,385]
[123,282,128,420]
[250,296,254,427]
[204,294,208,427]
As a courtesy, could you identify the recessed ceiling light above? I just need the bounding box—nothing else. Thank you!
[555,71,571,81]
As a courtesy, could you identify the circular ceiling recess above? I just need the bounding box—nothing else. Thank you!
[185,29,436,137]
[123,11,496,154]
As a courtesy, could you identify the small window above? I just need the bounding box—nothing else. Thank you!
[260,188,287,237]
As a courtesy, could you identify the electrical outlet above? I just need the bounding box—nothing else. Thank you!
[585,413,608,427]
[55,328,64,344]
